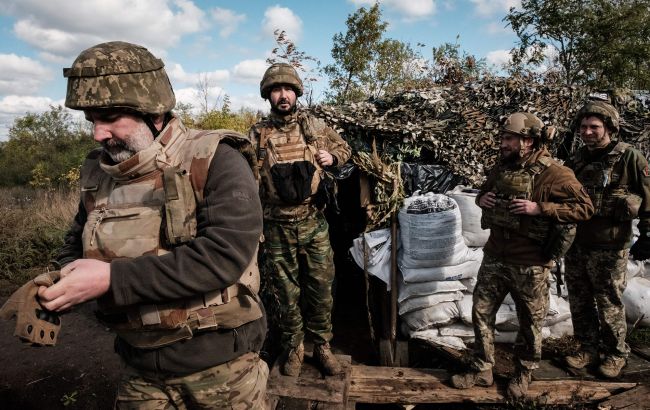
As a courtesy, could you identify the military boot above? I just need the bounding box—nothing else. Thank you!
[507,369,532,400]
[450,369,493,389]
[565,350,597,369]
[281,342,304,376]
[598,355,626,378]
[314,342,342,376]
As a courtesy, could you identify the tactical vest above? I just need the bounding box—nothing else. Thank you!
[80,121,263,349]
[481,157,552,242]
[256,115,323,206]
[572,142,641,220]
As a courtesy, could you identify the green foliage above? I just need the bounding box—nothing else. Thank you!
[505,0,650,88]
[194,106,262,134]
[430,37,488,84]
[0,106,96,188]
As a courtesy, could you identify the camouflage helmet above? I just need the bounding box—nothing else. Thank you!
[260,63,303,99]
[63,41,175,115]
[502,112,545,138]
[575,100,620,133]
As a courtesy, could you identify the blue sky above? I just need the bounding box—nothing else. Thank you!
[0,0,521,140]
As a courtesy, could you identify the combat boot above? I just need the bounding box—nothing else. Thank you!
[565,350,597,369]
[314,342,342,375]
[281,342,304,376]
[598,355,626,378]
[450,369,493,389]
[507,368,532,400]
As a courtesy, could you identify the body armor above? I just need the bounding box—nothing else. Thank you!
[80,119,262,348]
[573,142,641,221]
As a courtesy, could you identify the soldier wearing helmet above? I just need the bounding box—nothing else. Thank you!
[249,63,351,377]
[37,41,268,408]
[563,100,650,378]
[451,112,593,399]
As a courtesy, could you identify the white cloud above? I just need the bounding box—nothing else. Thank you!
[469,0,521,17]
[0,54,53,95]
[0,95,59,140]
[486,49,512,68]
[233,59,268,84]
[5,0,209,60]
[167,63,230,87]
[211,7,246,38]
[347,0,436,20]
[262,6,303,42]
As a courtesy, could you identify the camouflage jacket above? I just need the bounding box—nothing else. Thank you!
[249,110,351,221]
[55,116,266,376]
[479,148,594,266]
[567,141,650,249]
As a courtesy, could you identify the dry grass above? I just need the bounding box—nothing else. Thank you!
[0,187,78,295]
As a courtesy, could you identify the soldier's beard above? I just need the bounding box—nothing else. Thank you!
[271,98,296,115]
[500,147,519,164]
[102,123,154,163]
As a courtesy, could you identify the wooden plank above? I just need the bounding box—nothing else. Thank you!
[267,354,352,404]
[630,343,650,361]
[348,365,636,405]
[533,359,573,380]
[598,385,650,410]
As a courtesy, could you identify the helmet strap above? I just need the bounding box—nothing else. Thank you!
[142,113,171,139]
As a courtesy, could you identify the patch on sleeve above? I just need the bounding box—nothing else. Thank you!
[233,190,252,201]
[643,165,650,177]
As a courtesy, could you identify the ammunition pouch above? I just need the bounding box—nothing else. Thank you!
[98,284,263,349]
[481,199,551,244]
[612,191,642,222]
[270,161,317,205]
[542,223,577,260]
[163,166,197,245]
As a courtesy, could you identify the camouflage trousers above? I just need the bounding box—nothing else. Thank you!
[564,245,629,358]
[114,352,268,409]
[264,211,335,349]
[470,254,550,372]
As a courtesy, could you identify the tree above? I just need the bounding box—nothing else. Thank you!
[324,4,388,103]
[505,0,650,88]
[429,37,488,84]
[0,106,96,187]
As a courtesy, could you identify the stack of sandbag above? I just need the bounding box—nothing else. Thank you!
[446,185,490,247]
[349,228,393,289]
[396,192,483,345]
[624,255,650,327]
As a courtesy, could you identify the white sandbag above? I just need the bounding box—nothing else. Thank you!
[623,276,650,327]
[502,293,515,306]
[447,186,491,247]
[439,322,475,338]
[398,193,472,268]
[410,329,467,350]
[400,248,483,283]
[457,293,518,328]
[460,276,478,293]
[547,318,574,338]
[398,291,464,315]
[627,259,645,280]
[544,295,572,326]
[398,279,466,303]
[349,228,393,289]
[495,327,550,344]
[401,301,459,331]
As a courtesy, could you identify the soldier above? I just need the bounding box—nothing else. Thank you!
[34,41,267,408]
[450,113,594,399]
[250,63,351,376]
[563,101,650,378]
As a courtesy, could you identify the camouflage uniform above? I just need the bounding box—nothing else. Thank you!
[250,111,351,350]
[566,140,650,359]
[58,42,268,408]
[470,147,593,372]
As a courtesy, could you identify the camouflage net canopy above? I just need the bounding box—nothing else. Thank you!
[310,77,650,229]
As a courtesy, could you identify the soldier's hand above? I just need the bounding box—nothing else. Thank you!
[478,192,497,209]
[630,237,650,261]
[509,199,541,215]
[38,259,111,312]
[315,150,334,167]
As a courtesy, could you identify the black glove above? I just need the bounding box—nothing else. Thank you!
[630,235,650,261]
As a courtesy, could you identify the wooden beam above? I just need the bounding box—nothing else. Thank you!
[597,385,650,410]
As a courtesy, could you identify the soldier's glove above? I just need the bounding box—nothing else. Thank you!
[0,270,61,346]
[630,235,650,261]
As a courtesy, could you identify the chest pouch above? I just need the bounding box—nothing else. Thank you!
[270,161,317,205]
[163,166,197,245]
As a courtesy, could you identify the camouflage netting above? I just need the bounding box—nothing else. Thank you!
[311,77,650,229]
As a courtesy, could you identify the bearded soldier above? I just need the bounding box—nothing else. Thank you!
[450,113,593,399]
[250,63,351,376]
[563,101,650,378]
[25,41,267,408]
